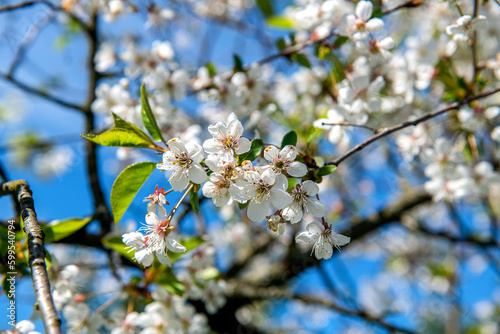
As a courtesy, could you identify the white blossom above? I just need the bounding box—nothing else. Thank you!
[339,1,384,40]
[230,170,292,222]
[282,181,326,224]
[124,213,187,267]
[446,15,486,42]
[263,145,308,177]
[203,112,251,161]
[202,173,233,207]
[157,138,207,192]
[296,222,351,259]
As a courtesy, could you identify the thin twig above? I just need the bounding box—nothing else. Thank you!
[321,122,378,133]
[382,0,423,15]
[471,0,480,84]
[7,10,56,77]
[167,184,194,221]
[0,1,37,13]
[326,87,500,167]
[0,73,85,113]
[0,159,21,216]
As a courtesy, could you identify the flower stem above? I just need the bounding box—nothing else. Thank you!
[167,184,194,221]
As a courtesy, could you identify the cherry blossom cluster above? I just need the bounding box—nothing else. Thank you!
[122,112,350,266]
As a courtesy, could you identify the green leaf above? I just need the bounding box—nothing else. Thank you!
[329,54,346,82]
[256,0,273,17]
[82,113,157,149]
[140,83,165,143]
[102,235,136,263]
[200,267,220,280]
[238,139,264,163]
[156,268,185,295]
[307,128,321,149]
[45,249,53,271]
[333,36,350,48]
[111,161,157,223]
[315,45,331,60]
[206,62,217,77]
[276,38,287,51]
[281,131,297,148]
[190,188,200,214]
[111,113,153,142]
[372,7,383,18]
[293,53,311,68]
[82,129,155,148]
[42,217,92,243]
[233,54,243,72]
[267,16,294,29]
[238,201,250,210]
[317,165,337,177]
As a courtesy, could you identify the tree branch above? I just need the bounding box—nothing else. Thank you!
[81,14,113,233]
[326,87,500,167]
[0,180,62,334]
[226,282,417,334]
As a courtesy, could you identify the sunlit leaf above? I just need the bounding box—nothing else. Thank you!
[42,217,92,243]
[267,16,294,29]
[140,83,165,143]
[111,162,157,223]
[317,165,337,177]
[281,131,297,148]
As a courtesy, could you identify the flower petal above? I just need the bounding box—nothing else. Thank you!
[332,233,351,247]
[306,221,325,233]
[315,239,333,259]
[202,181,217,198]
[288,161,307,177]
[145,212,160,226]
[264,146,280,162]
[247,199,269,222]
[203,138,221,155]
[136,249,154,267]
[270,188,293,209]
[281,145,297,161]
[188,163,208,184]
[157,205,167,217]
[186,143,204,162]
[356,0,372,21]
[167,138,185,153]
[366,18,384,34]
[305,198,327,218]
[295,231,316,244]
[274,174,288,190]
[213,193,230,207]
[169,169,189,192]
[282,202,304,224]
[166,237,187,253]
[155,251,172,266]
[235,137,251,154]
[228,118,244,138]
[301,180,319,196]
